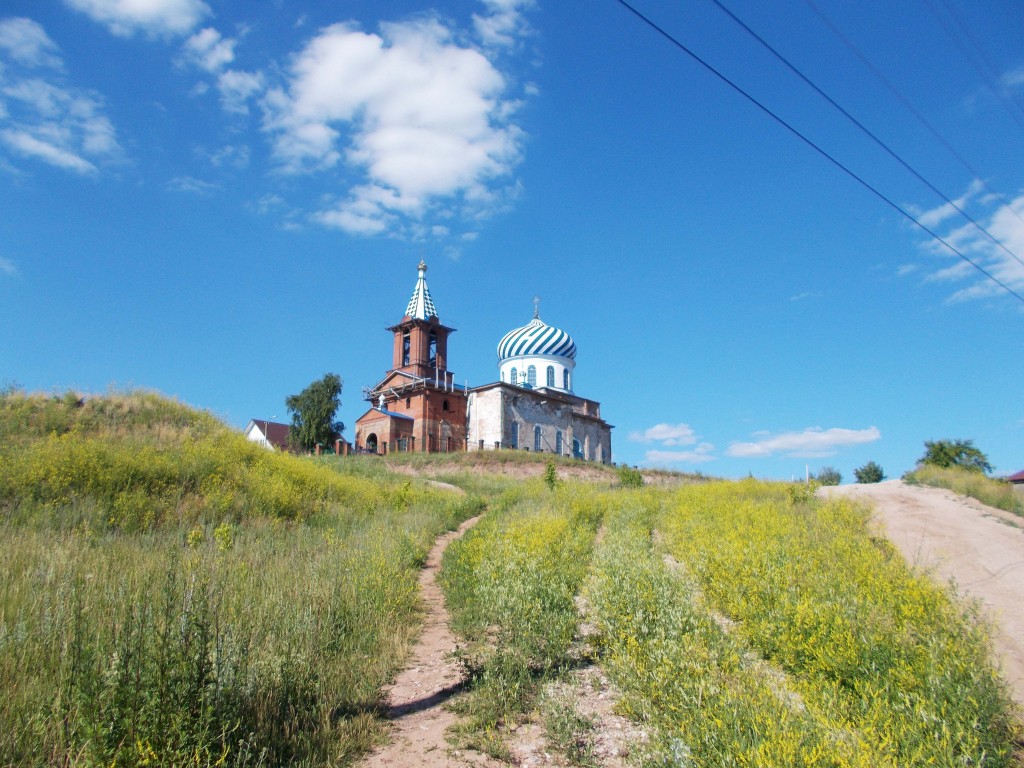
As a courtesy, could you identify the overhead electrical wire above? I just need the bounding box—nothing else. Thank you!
[611,0,1024,307]
[802,0,1024,230]
[921,0,1024,133]
[933,0,1024,120]
[706,0,1024,272]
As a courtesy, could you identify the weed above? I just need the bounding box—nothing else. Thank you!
[905,464,1023,515]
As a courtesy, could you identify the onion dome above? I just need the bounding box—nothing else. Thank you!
[497,315,576,361]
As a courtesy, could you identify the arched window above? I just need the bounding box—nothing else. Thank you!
[442,399,450,412]
[510,367,518,385]
[510,421,519,449]
[555,431,563,455]
[572,438,582,459]
[428,330,437,367]
[534,424,542,451]
[546,365,555,387]
[563,369,570,390]
[402,332,411,366]
[527,365,537,388]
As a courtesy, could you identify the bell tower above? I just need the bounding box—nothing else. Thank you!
[354,260,467,455]
[388,260,453,379]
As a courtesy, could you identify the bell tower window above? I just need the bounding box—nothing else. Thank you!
[402,331,411,366]
[428,330,437,367]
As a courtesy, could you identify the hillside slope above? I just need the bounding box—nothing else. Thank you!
[823,480,1024,708]
[0,389,482,766]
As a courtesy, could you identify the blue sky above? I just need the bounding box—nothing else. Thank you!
[2,0,1023,480]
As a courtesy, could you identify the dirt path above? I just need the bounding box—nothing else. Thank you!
[821,480,1024,707]
[361,515,498,768]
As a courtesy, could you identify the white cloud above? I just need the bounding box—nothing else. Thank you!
[263,13,526,236]
[1,128,97,173]
[727,426,881,459]
[629,422,697,446]
[916,178,983,229]
[217,68,263,114]
[0,256,17,275]
[788,291,822,302]
[645,443,716,465]
[168,175,218,195]
[632,422,716,464]
[473,0,534,48]
[0,18,62,69]
[182,27,234,72]
[913,183,1024,304]
[0,21,121,174]
[64,0,210,38]
[205,143,249,169]
[1002,66,1024,89]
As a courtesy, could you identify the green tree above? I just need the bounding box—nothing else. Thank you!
[853,461,885,484]
[813,466,842,486]
[285,373,344,452]
[919,439,992,474]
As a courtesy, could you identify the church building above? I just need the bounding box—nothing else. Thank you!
[354,262,612,462]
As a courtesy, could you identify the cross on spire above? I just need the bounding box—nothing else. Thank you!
[532,295,541,319]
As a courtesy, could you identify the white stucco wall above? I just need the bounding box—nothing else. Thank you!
[498,353,575,393]
[466,385,611,463]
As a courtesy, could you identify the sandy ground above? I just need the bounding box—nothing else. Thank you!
[821,480,1024,707]
[360,516,642,768]
[360,514,501,768]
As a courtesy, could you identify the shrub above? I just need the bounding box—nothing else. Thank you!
[616,465,644,488]
[813,466,842,486]
[543,458,559,491]
[853,460,885,483]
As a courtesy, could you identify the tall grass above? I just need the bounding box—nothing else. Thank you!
[904,464,1023,515]
[587,490,877,766]
[657,480,1019,766]
[439,482,604,755]
[0,390,481,765]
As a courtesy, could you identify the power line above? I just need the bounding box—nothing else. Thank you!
[934,0,1024,120]
[921,0,1024,134]
[802,0,1024,230]
[610,0,1024,306]
[705,0,1024,272]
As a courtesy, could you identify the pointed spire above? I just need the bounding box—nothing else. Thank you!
[405,260,437,320]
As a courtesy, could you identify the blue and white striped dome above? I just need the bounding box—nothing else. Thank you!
[497,316,577,361]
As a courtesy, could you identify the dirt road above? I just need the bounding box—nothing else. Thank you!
[360,515,500,768]
[821,480,1024,707]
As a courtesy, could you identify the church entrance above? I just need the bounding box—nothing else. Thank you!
[365,433,378,453]
[572,438,583,460]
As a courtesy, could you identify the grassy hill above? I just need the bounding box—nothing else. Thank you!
[1,390,1019,767]
[0,390,482,766]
